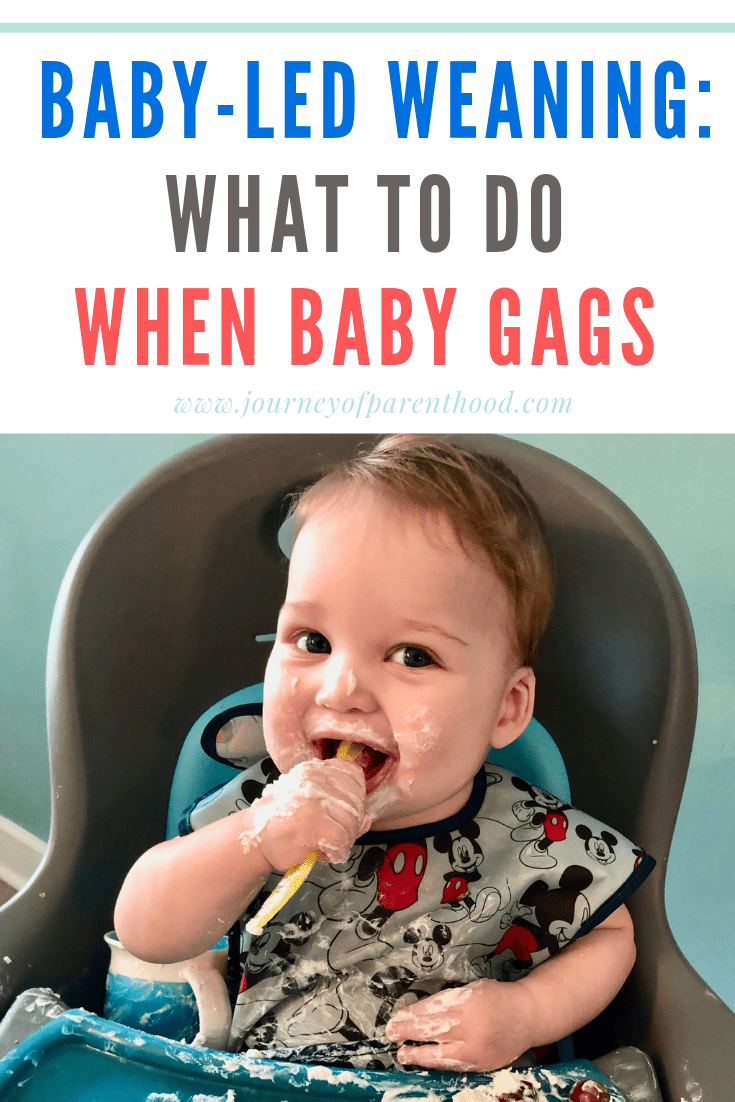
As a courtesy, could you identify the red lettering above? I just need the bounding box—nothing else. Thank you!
[333,288,369,365]
[221,289,254,365]
[489,287,520,366]
[183,288,209,366]
[532,288,568,365]
[579,288,610,366]
[291,288,323,365]
[622,287,654,365]
[381,288,413,366]
[136,288,169,365]
[75,288,125,365]
[423,288,456,365]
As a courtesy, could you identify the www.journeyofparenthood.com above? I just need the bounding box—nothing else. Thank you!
[172,391,571,419]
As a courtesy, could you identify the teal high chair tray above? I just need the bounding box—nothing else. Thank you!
[0,1011,624,1102]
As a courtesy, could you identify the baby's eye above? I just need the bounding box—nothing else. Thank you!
[389,646,435,668]
[295,631,331,654]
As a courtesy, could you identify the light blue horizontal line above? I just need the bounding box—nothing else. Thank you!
[0,22,733,33]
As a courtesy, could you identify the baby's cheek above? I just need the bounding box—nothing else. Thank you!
[262,674,311,769]
[394,707,442,789]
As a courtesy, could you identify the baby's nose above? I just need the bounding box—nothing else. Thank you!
[315,658,375,712]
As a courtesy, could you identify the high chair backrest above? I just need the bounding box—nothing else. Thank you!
[1,434,732,1102]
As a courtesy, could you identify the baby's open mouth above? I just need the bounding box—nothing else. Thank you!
[315,738,394,793]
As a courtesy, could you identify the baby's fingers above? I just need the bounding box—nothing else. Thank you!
[385,984,476,1043]
[396,1042,474,1072]
[320,786,367,830]
[315,822,362,863]
[385,1009,461,1043]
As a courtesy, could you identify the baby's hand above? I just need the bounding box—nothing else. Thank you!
[384,978,537,1072]
[245,758,368,871]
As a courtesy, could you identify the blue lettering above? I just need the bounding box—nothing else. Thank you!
[285,61,310,138]
[450,61,476,138]
[581,60,593,138]
[83,61,120,139]
[655,60,685,138]
[323,61,355,138]
[247,60,274,138]
[388,60,438,139]
[486,61,522,138]
[132,61,163,138]
[173,60,206,139]
[42,61,73,138]
[608,61,641,138]
[534,61,567,138]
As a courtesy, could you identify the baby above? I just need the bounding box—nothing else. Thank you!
[115,435,653,1072]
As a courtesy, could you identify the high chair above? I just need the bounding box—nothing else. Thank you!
[0,434,732,1102]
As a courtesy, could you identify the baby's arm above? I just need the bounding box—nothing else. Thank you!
[385,904,635,1072]
[114,758,367,964]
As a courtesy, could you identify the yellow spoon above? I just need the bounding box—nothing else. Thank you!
[245,741,364,936]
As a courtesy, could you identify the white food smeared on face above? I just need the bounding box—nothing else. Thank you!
[398,705,441,751]
[390,705,441,793]
[266,657,471,835]
[307,715,385,744]
[364,781,398,822]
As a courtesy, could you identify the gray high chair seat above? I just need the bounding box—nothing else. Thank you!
[1,434,733,1102]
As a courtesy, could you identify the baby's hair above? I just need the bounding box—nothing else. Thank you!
[290,435,554,666]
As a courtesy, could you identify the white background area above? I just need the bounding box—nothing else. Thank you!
[0,25,732,430]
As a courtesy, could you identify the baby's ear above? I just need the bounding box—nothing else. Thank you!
[489,667,535,749]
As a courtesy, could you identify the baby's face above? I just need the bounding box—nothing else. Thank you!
[263,490,534,831]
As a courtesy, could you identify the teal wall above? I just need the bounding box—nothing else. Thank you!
[0,436,215,842]
[0,434,733,1012]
